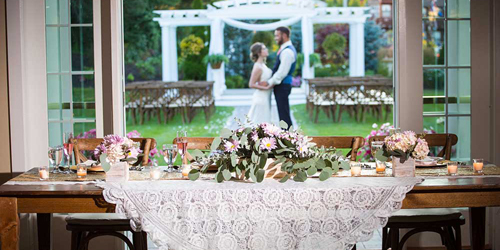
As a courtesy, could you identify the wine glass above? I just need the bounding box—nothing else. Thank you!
[176,131,188,172]
[371,141,385,170]
[163,144,178,173]
[62,132,74,174]
[48,146,63,173]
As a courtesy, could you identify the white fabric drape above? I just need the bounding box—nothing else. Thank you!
[220,16,302,31]
[97,177,422,250]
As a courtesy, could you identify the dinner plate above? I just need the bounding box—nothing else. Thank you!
[415,157,445,167]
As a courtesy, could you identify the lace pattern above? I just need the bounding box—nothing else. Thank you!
[97,177,422,250]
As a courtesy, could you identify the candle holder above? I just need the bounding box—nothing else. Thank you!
[447,162,458,176]
[350,162,361,177]
[150,167,162,181]
[375,161,386,174]
[39,166,50,180]
[76,164,87,178]
[473,159,484,174]
[182,164,192,179]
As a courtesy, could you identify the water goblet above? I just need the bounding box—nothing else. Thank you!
[163,144,178,173]
[48,146,63,173]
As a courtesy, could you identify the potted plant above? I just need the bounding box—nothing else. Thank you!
[203,54,229,69]
[375,131,430,177]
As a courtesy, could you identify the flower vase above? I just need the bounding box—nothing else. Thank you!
[392,157,415,177]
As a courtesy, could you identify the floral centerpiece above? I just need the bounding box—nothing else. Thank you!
[94,135,142,165]
[188,121,349,183]
[375,131,430,177]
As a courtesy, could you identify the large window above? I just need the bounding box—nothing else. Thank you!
[46,0,96,146]
[422,0,470,160]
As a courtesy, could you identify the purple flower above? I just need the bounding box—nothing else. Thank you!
[224,140,239,152]
[149,147,158,158]
[251,131,259,142]
[260,137,277,151]
[126,130,141,138]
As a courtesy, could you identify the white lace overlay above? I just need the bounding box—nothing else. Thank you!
[97,177,422,250]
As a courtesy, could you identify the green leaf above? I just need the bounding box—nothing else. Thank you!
[306,166,317,176]
[277,139,288,149]
[250,171,257,182]
[100,154,111,172]
[220,128,232,138]
[258,154,268,169]
[319,168,333,181]
[244,127,252,134]
[235,166,241,176]
[336,150,344,157]
[215,171,224,183]
[230,153,237,167]
[211,137,221,151]
[251,151,258,163]
[279,174,291,183]
[332,161,340,172]
[375,149,388,162]
[293,162,306,170]
[340,161,350,170]
[293,170,307,182]
[240,134,248,146]
[222,169,232,181]
[242,159,248,167]
[254,139,260,151]
[315,159,326,169]
[256,169,265,183]
[191,149,204,159]
[279,120,289,129]
[188,169,200,181]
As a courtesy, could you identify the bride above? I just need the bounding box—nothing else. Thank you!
[247,42,273,124]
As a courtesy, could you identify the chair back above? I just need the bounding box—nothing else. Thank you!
[172,137,213,150]
[311,136,365,161]
[368,133,458,160]
[72,138,156,165]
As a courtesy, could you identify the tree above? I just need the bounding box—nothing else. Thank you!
[251,31,275,50]
[322,33,346,63]
[364,20,388,72]
[314,24,349,65]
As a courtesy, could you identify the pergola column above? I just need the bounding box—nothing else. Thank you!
[301,16,315,89]
[161,25,178,82]
[207,18,225,99]
[349,22,365,77]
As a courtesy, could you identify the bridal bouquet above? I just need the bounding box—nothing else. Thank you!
[188,121,349,183]
[376,131,430,163]
[94,135,142,165]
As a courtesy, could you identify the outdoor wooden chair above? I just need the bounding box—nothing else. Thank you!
[369,133,463,249]
[368,133,458,160]
[72,138,156,166]
[311,136,365,161]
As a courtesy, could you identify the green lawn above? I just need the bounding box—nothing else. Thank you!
[126,107,234,164]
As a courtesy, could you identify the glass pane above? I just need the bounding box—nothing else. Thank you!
[71,0,93,24]
[423,0,445,19]
[47,75,62,121]
[71,27,94,71]
[448,20,470,66]
[48,123,63,147]
[423,69,445,114]
[72,74,95,119]
[448,116,471,161]
[46,0,69,25]
[422,20,445,66]
[448,68,470,115]
[448,0,470,18]
[46,27,70,73]
[74,122,96,139]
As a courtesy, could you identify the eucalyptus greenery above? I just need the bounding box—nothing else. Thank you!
[188,121,349,183]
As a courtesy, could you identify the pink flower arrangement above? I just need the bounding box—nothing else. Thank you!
[412,138,430,160]
[383,131,430,162]
[94,134,142,164]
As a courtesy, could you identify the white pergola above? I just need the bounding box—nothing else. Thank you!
[154,0,370,99]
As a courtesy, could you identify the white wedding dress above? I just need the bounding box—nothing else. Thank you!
[247,63,273,124]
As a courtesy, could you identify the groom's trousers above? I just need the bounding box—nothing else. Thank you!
[274,83,292,128]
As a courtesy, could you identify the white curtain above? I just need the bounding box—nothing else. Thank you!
[220,16,302,31]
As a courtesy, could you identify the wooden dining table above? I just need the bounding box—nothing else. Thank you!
[0,169,499,250]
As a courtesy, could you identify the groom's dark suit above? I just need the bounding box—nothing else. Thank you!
[270,42,297,128]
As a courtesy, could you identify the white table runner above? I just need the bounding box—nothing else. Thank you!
[97,177,422,250]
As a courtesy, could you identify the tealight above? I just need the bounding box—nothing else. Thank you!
[150,168,162,180]
[182,165,191,178]
[350,162,361,177]
[375,161,386,174]
[473,159,484,174]
[77,164,87,178]
[39,166,49,180]
[447,162,458,176]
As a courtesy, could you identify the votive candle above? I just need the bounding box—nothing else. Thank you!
[150,169,161,180]
[375,161,386,174]
[182,165,191,178]
[39,166,49,180]
[447,162,458,176]
[473,159,484,174]
[350,163,361,177]
[77,165,87,178]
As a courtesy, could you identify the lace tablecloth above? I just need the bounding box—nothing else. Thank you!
[97,177,422,250]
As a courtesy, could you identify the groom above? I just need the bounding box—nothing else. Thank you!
[260,26,297,128]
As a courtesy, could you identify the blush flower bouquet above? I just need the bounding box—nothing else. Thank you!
[378,131,430,163]
[94,135,142,165]
[188,121,348,183]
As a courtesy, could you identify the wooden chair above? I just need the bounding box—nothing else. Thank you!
[311,136,365,161]
[368,133,458,160]
[72,138,156,166]
[369,133,464,249]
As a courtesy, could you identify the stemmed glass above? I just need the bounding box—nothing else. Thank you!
[371,141,385,173]
[163,144,178,173]
[48,146,63,173]
[62,132,74,174]
[176,131,188,173]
